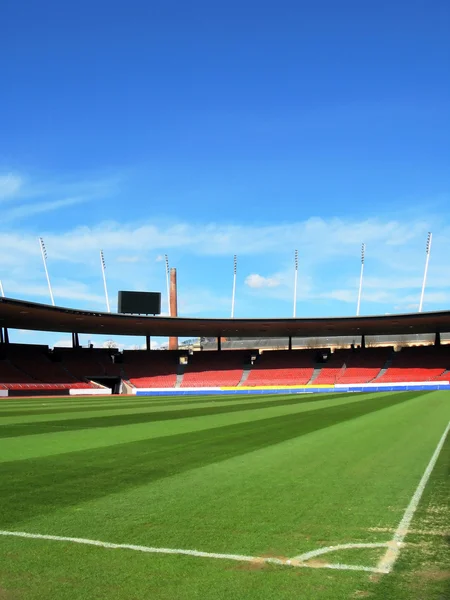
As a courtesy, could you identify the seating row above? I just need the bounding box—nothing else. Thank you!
[1,344,450,390]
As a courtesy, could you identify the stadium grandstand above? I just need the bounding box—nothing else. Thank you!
[1,296,450,396]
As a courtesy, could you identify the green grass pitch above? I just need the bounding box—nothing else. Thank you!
[0,391,449,599]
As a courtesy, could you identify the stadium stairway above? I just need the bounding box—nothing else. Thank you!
[181,350,249,388]
[238,363,253,386]
[307,365,323,385]
[371,350,395,381]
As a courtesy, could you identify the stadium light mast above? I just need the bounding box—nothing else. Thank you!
[356,243,365,316]
[164,254,171,316]
[231,254,237,318]
[293,249,299,318]
[0,280,4,298]
[100,250,111,313]
[39,237,55,306]
[419,232,432,313]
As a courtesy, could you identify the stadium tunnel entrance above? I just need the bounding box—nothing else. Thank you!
[90,376,122,394]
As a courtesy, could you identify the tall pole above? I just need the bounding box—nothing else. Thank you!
[100,250,111,313]
[356,243,365,316]
[419,232,432,313]
[231,254,237,318]
[169,268,178,350]
[293,249,298,318]
[0,280,4,298]
[39,237,55,306]
[164,254,171,316]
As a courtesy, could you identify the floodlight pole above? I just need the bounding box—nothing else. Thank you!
[293,250,298,318]
[356,243,365,316]
[100,250,111,313]
[164,254,171,316]
[0,280,4,298]
[231,254,237,318]
[39,237,55,306]
[419,232,432,313]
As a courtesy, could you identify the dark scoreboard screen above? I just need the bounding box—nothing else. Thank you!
[118,291,161,315]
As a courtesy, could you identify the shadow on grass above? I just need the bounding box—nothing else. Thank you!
[0,393,351,438]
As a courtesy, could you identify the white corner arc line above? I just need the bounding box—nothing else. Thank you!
[0,530,377,573]
[293,542,388,562]
[377,420,450,574]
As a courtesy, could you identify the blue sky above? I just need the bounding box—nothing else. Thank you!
[1,0,449,348]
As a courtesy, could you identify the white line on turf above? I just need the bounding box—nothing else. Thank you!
[4,423,447,576]
[377,421,450,574]
[0,530,380,573]
[293,542,388,562]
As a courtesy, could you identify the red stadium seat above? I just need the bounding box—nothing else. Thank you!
[181,350,249,387]
[245,350,315,386]
[124,350,181,388]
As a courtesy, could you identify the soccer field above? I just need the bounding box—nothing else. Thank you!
[0,391,449,600]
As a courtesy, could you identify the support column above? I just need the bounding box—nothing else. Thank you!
[169,268,179,350]
[4,328,9,344]
[146,335,151,351]
[217,336,222,351]
[361,335,366,349]
[435,332,441,347]
[288,336,292,351]
[0,328,3,344]
[72,333,80,348]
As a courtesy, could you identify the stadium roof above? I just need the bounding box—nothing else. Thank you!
[0,297,450,338]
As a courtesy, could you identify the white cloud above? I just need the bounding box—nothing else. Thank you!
[0,171,119,221]
[5,279,107,307]
[1,191,449,323]
[0,212,437,270]
[2,196,91,222]
[0,173,23,199]
[116,255,141,263]
[245,273,281,288]
[322,289,356,303]
[5,216,428,261]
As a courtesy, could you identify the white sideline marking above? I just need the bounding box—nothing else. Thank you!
[377,421,450,574]
[0,530,380,573]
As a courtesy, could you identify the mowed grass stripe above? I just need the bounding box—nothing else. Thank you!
[0,392,313,411]
[0,393,358,437]
[0,391,347,415]
[0,391,424,526]
[0,394,289,417]
[0,393,373,463]
[0,392,448,600]
[3,392,447,560]
[57,395,447,557]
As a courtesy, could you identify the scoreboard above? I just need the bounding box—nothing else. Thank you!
[117,291,161,315]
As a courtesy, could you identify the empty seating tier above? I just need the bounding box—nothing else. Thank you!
[124,350,181,388]
[336,347,391,384]
[181,350,249,387]
[375,346,450,383]
[55,348,123,379]
[245,350,315,386]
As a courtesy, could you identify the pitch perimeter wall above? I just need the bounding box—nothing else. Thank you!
[134,381,450,396]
